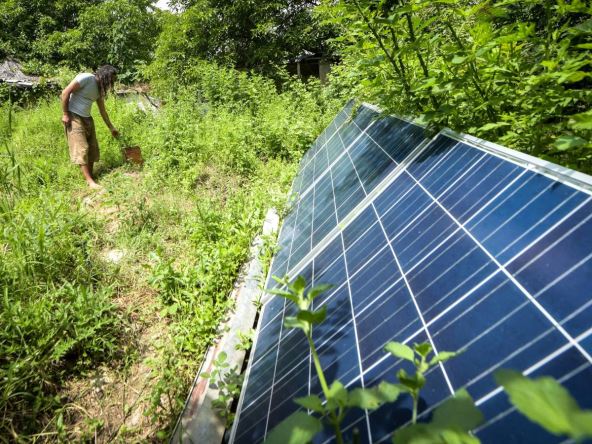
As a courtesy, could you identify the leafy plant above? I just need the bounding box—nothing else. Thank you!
[263,276,592,444]
[267,276,400,444]
[385,342,460,425]
[235,329,255,352]
[202,351,244,427]
[318,0,592,172]
[495,369,592,441]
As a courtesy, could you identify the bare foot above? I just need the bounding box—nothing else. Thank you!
[88,182,103,190]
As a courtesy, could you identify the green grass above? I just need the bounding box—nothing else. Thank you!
[0,75,338,441]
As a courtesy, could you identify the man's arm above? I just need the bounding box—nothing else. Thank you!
[97,96,119,138]
[60,80,81,127]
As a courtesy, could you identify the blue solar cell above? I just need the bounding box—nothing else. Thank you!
[267,362,309,431]
[231,106,592,444]
[429,272,564,398]
[417,141,484,196]
[356,280,419,370]
[234,391,270,444]
[506,200,592,340]
[364,118,413,159]
[252,309,283,362]
[390,203,458,270]
[438,153,522,223]
[380,178,434,240]
[407,230,499,322]
[313,285,352,345]
[350,136,398,193]
[349,247,400,312]
[406,134,458,180]
[344,222,386,275]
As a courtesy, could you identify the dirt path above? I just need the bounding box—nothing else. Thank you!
[63,168,176,442]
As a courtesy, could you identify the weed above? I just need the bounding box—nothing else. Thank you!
[202,351,244,427]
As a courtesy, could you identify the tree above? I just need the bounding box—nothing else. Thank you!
[0,0,101,59]
[33,0,161,78]
[150,0,335,75]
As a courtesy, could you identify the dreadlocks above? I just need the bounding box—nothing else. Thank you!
[94,65,118,98]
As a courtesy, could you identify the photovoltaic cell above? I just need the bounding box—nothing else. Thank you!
[268,104,427,285]
[231,105,592,444]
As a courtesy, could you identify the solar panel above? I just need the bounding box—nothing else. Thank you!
[269,104,427,283]
[231,106,592,444]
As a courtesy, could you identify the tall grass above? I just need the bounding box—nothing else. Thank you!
[0,62,340,440]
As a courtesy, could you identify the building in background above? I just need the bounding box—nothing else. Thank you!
[287,51,335,84]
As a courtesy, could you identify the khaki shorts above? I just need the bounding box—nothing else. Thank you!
[65,113,99,165]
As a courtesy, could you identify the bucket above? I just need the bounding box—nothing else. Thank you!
[123,146,144,165]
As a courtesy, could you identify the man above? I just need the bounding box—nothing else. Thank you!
[61,65,120,189]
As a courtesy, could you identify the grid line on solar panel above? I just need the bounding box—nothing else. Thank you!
[296,110,378,201]
[268,116,430,288]
[441,128,592,194]
[232,120,592,444]
[268,167,585,372]
[272,131,434,295]
[341,142,457,394]
[402,150,592,363]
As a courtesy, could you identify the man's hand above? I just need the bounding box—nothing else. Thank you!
[62,113,71,128]
[110,127,120,138]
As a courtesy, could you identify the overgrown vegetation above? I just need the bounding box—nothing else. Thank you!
[317,0,592,172]
[0,62,338,440]
[1,0,591,441]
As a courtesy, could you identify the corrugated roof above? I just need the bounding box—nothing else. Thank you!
[0,58,40,87]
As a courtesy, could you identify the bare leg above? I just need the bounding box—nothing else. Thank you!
[80,164,101,189]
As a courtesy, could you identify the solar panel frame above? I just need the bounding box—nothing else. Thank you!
[230,111,592,444]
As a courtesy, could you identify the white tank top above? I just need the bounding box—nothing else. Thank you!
[68,73,99,117]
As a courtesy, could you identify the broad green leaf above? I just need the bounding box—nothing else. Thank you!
[385,342,415,362]
[291,275,306,294]
[374,17,395,25]
[571,18,592,34]
[429,351,460,366]
[295,395,325,414]
[348,381,401,410]
[568,110,592,130]
[575,43,592,49]
[397,369,426,391]
[283,316,309,332]
[348,387,385,410]
[495,369,592,439]
[265,411,322,444]
[432,389,484,430]
[414,343,432,358]
[325,380,348,410]
[477,122,510,133]
[541,60,558,70]
[451,55,468,65]
[553,136,588,151]
[296,306,327,325]
[377,381,401,403]
[327,380,348,406]
[393,423,480,444]
[307,284,333,300]
[558,71,588,84]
